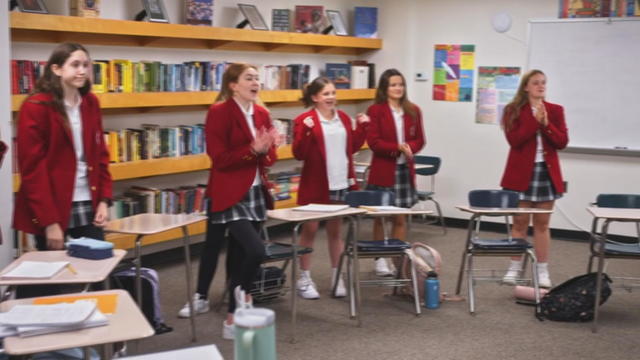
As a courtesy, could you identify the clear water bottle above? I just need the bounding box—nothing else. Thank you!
[424,271,440,309]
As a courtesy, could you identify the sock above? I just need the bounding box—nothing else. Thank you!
[508,259,523,270]
[300,270,311,279]
[536,262,549,272]
[331,268,340,282]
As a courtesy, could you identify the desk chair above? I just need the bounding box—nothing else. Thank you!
[455,189,540,314]
[335,190,421,326]
[414,155,446,234]
[588,193,640,332]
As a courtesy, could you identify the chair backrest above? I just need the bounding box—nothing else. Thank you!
[469,189,519,208]
[414,156,441,176]
[595,194,640,209]
[345,190,395,207]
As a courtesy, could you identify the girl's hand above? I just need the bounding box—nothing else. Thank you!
[355,113,370,124]
[251,128,272,154]
[267,127,285,147]
[399,143,413,160]
[93,201,109,227]
[303,117,314,128]
[45,223,65,250]
[535,103,548,126]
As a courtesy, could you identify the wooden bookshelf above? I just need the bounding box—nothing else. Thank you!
[106,192,298,250]
[10,13,381,55]
[11,89,376,112]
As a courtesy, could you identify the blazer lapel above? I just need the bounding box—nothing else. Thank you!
[311,111,327,163]
[384,104,399,143]
[229,100,254,141]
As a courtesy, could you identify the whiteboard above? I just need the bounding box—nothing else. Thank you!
[527,18,640,153]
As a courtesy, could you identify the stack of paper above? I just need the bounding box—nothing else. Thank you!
[1,261,70,279]
[292,204,350,212]
[360,205,407,212]
[0,300,108,338]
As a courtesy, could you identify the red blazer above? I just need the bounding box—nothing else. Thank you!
[205,99,276,212]
[366,103,425,187]
[293,109,367,205]
[13,92,112,235]
[500,101,568,193]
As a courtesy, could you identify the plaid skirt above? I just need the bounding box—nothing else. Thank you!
[366,164,417,208]
[68,200,94,229]
[512,162,561,202]
[210,185,267,224]
[328,188,348,203]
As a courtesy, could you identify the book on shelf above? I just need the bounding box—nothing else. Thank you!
[558,0,601,18]
[185,0,213,26]
[350,65,370,89]
[272,9,291,31]
[325,63,351,89]
[294,5,326,33]
[69,0,101,18]
[293,204,350,212]
[0,261,70,280]
[354,7,378,38]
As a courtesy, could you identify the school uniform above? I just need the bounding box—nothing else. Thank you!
[292,108,367,205]
[500,101,568,201]
[13,92,112,236]
[366,103,425,207]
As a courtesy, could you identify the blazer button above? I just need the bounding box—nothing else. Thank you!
[91,186,96,191]
[32,218,38,224]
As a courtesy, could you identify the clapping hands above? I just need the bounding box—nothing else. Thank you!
[534,103,548,127]
[251,127,281,154]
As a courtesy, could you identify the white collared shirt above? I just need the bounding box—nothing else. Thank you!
[316,109,349,190]
[532,106,544,163]
[66,97,91,201]
[234,99,261,185]
[391,106,406,164]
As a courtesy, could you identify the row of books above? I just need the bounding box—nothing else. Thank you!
[269,171,301,201]
[104,124,206,163]
[272,6,378,38]
[110,185,208,220]
[559,0,640,18]
[325,62,376,89]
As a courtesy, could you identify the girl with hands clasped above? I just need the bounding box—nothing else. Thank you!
[500,69,568,288]
[14,43,112,252]
[293,77,369,299]
[365,69,425,276]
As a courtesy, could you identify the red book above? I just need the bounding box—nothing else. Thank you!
[11,60,18,95]
[294,5,325,33]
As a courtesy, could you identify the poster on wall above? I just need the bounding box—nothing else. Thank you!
[475,67,520,125]
[432,44,475,102]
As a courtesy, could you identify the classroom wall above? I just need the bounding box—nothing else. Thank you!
[370,0,639,236]
[0,3,15,267]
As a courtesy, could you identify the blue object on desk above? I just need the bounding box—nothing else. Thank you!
[67,238,113,260]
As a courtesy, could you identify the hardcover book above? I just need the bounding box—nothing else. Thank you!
[294,5,325,33]
[354,7,378,38]
[185,0,213,26]
[272,9,291,32]
[325,63,351,89]
[69,0,101,18]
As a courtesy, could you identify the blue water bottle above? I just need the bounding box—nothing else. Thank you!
[424,271,440,309]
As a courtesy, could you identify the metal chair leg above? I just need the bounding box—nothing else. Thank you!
[527,250,540,314]
[410,257,421,315]
[467,253,475,314]
[592,250,607,333]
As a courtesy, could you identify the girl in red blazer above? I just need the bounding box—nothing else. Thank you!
[366,69,425,276]
[13,43,112,297]
[14,43,112,249]
[293,77,369,299]
[186,63,278,340]
[500,69,568,288]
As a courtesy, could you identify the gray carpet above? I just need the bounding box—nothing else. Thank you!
[132,221,640,360]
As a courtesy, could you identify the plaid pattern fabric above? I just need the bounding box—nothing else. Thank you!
[328,188,348,203]
[366,164,417,208]
[519,162,561,202]
[210,185,267,224]
[67,200,94,229]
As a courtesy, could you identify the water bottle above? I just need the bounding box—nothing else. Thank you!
[424,271,440,309]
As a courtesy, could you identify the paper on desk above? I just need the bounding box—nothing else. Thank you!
[0,300,96,327]
[17,309,108,337]
[33,293,119,314]
[1,261,70,279]
[292,204,350,212]
[360,205,407,212]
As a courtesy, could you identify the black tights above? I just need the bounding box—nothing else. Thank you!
[200,219,265,313]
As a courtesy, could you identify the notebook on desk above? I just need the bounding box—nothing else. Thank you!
[1,261,70,279]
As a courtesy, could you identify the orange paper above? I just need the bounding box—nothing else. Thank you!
[33,293,119,314]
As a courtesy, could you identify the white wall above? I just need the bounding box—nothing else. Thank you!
[370,0,639,235]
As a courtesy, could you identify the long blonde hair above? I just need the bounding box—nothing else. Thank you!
[502,69,545,131]
[215,63,258,103]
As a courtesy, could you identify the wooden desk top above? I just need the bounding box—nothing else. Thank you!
[354,162,434,170]
[119,344,223,360]
[268,207,367,222]
[0,249,126,286]
[456,206,554,215]
[360,207,434,216]
[1,290,154,355]
[586,206,640,221]
[105,213,207,235]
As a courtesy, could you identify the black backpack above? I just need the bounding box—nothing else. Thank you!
[536,272,612,322]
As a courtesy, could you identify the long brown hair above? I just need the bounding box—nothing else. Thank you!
[300,76,332,108]
[502,69,545,131]
[375,68,416,117]
[31,42,92,119]
[215,63,258,103]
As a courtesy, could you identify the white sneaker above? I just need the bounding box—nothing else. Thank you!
[375,258,395,277]
[222,320,234,340]
[234,286,253,309]
[296,272,320,299]
[502,260,523,285]
[332,270,347,298]
[537,263,552,288]
[178,293,210,318]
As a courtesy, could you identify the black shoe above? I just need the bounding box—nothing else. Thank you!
[154,322,173,335]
